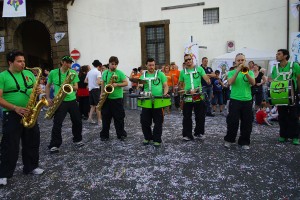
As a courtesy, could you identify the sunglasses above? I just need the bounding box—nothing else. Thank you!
[185,58,192,62]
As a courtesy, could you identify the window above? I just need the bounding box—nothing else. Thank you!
[140,20,170,66]
[203,8,219,24]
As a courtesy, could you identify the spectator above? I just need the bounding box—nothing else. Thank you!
[77,65,90,120]
[256,102,272,126]
[211,70,224,114]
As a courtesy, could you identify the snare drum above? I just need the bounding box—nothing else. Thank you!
[153,97,171,108]
[137,97,152,108]
[268,80,295,105]
[184,93,205,103]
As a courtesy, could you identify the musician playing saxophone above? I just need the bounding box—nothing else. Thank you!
[0,50,44,186]
[45,55,84,154]
[100,56,128,141]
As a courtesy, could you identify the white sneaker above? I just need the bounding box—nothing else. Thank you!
[0,178,7,186]
[224,141,232,148]
[30,168,44,175]
[87,118,96,124]
[242,145,250,150]
[98,120,102,126]
[49,147,59,154]
[74,141,84,148]
[183,136,191,141]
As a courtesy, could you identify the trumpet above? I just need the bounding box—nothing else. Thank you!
[241,66,249,75]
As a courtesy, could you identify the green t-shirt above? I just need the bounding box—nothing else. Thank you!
[102,69,126,99]
[140,71,167,96]
[271,62,300,90]
[179,66,206,91]
[0,69,35,111]
[228,70,255,101]
[47,68,79,101]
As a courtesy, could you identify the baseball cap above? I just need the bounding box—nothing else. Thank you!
[61,55,74,63]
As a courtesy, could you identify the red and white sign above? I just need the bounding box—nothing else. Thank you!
[70,49,80,60]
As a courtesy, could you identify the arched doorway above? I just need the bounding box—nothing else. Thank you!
[14,20,53,70]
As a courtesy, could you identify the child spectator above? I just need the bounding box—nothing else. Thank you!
[256,102,272,126]
[211,70,224,113]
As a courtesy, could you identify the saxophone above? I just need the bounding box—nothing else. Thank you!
[45,71,76,119]
[96,72,118,111]
[21,67,49,128]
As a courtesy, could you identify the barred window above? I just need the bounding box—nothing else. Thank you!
[140,20,170,66]
[203,8,219,24]
[146,26,165,65]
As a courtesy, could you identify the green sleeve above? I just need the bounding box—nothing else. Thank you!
[47,70,54,84]
[271,66,276,80]
[119,70,126,82]
[179,70,184,82]
[198,67,206,77]
[0,72,5,90]
[293,63,300,76]
[160,72,167,84]
[227,70,234,79]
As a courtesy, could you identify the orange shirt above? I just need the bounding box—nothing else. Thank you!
[131,73,141,87]
[170,69,180,85]
[164,72,173,86]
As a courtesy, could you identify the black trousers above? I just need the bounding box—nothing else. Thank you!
[278,105,299,139]
[224,99,253,145]
[182,100,206,139]
[100,98,127,139]
[78,96,90,118]
[174,95,180,109]
[140,108,164,143]
[49,100,82,148]
[0,111,40,178]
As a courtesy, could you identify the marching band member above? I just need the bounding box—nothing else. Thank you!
[224,53,255,150]
[0,51,44,186]
[271,49,300,145]
[46,56,84,154]
[100,56,128,141]
[140,58,168,147]
[179,54,211,141]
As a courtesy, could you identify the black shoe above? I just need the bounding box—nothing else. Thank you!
[206,113,215,117]
[82,116,88,120]
[118,136,126,141]
[101,137,109,141]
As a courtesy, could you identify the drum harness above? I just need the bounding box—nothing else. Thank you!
[274,61,293,81]
[183,67,204,102]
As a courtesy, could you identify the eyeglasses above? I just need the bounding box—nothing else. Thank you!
[185,58,192,62]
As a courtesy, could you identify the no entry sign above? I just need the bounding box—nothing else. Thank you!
[70,49,80,60]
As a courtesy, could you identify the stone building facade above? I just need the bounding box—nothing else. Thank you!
[0,0,74,71]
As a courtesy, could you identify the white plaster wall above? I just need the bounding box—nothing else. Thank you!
[68,0,292,75]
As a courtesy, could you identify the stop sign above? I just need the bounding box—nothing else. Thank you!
[70,49,80,60]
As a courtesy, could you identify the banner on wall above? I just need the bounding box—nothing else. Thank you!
[2,0,26,17]
[290,32,300,62]
[0,37,4,52]
[184,42,199,66]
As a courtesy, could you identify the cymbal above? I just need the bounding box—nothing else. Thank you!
[129,78,147,84]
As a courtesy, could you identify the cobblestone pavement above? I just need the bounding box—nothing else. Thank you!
[0,109,300,199]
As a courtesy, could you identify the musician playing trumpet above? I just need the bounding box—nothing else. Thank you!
[224,53,255,150]
[179,54,211,141]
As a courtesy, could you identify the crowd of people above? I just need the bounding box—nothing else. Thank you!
[0,48,299,186]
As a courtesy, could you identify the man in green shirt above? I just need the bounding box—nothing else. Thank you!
[45,55,84,154]
[100,56,128,141]
[139,58,169,147]
[179,54,211,141]
[270,49,300,145]
[0,51,44,186]
[224,53,255,150]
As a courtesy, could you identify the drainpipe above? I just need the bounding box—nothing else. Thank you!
[287,0,290,49]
